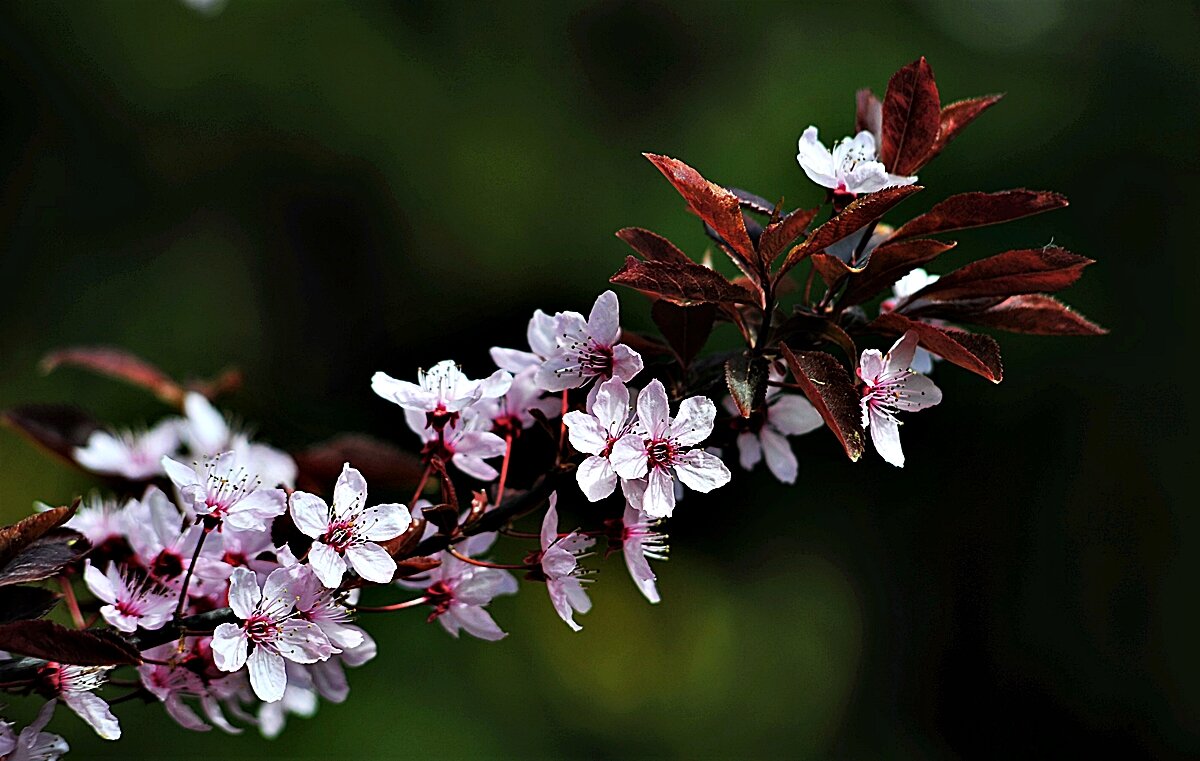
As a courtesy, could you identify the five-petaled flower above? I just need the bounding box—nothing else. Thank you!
[858,330,943,467]
[73,418,181,481]
[405,410,508,481]
[0,700,69,761]
[289,464,411,589]
[880,268,941,374]
[606,485,668,604]
[212,567,335,703]
[563,377,637,501]
[535,291,643,393]
[42,664,120,740]
[372,360,511,430]
[398,533,519,641]
[532,494,594,632]
[82,561,177,633]
[610,380,731,518]
[797,126,916,196]
[162,451,287,533]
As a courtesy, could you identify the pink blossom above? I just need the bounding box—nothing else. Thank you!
[289,464,410,588]
[724,376,823,485]
[372,360,512,429]
[563,377,636,501]
[610,380,730,518]
[123,487,231,598]
[182,393,297,488]
[43,664,120,740]
[607,484,668,604]
[858,330,943,467]
[536,291,643,392]
[880,268,940,374]
[0,701,69,761]
[398,532,519,641]
[534,494,594,632]
[82,561,177,633]
[161,451,287,533]
[489,309,558,374]
[211,567,335,703]
[73,418,181,480]
[405,410,507,481]
[137,642,240,734]
[60,493,126,550]
[797,126,916,195]
[476,369,561,435]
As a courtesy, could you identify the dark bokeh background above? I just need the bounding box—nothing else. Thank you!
[1,1,1196,758]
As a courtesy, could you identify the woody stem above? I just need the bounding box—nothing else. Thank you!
[446,546,530,571]
[174,527,210,619]
[494,431,514,505]
[58,576,85,629]
[410,463,433,506]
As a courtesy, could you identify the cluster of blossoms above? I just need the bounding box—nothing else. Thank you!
[0,57,1100,755]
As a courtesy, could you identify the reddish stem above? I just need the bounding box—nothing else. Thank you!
[410,463,433,506]
[355,596,429,613]
[494,431,514,505]
[58,577,85,629]
[446,546,529,571]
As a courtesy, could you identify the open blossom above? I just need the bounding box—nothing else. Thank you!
[59,492,125,549]
[43,664,120,740]
[123,487,232,598]
[535,290,643,392]
[290,465,410,588]
[372,360,512,428]
[724,377,823,485]
[563,377,636,501]
[477,369,561,435]
[607,485,668,604]
[82,561,177,633]
[610,380,730,518]
[490,309,558,374]
[858,330,943,467]
[406,410,507,481]
[534,494,594,632]
[796,126,916,195]
[212,567,334,703]
[0,701,69,761]
[399,532,518,641]
[137,642,241,734]
[73,418,181,480]
[880,268,941,374]
[161,451,287,533]
[182,393,297,489]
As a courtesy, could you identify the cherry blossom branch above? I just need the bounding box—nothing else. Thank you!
[173,525,210,618]
[354,596,429,613]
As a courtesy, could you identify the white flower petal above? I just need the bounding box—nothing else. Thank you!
[211,624,249,672]
[226,567,261,619]
[308,542,348,589]
[345,542,397,584]
[869,409,905,467]
[635,379,671,438]
[333,464,368,518]
[672,450,732,493]
[357,503,410,541]
[288,492,330,539]
[575,455,617,502]
[63,690,121,740]
[642,468,676,519]
[563,411,609,455]
[760,428,799,484]
[247,647,287,703]
[609,435,649,480]
[769,394,823,436]
[668,396,716,446]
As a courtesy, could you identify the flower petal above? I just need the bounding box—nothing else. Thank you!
[227,567,261,619]
[563,411,609,455]
[357,503,410,541]
[333,464,369,518]
[587,290,621,346]
[759,428,799,485]
[737,431,763,472]
[668,396,715,446]
[796,126,838,189]
[642,468,676,519]
[636,380,671,438]
[247,647,287,703]
[211,624,249,672]
[609,435,649,480]
[611,343,644,383]
[672,450,732,494]
[63,690,121,740]
[769,394,823,436]
[575,455,617,502]
[869,409,905,467]
[345,542,397,584]
[288,492,330,539]
[308,542,348,589]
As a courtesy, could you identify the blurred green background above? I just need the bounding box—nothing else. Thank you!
[1,0,1196,758]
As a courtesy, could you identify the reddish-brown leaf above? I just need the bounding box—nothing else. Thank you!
[0,619,142,665]
[293,435,426,495]
[855,88,883,143]
[651,300,717,369]
[643,154,758,271]
[725,354,767,418]
[839,239,958,306]
[952,294,1107,335]
[393,556,442,579]
[40,347,185,406]
[0,504,77,570]
[779,345,865,462]
[0,586,59,624]
[776,185,923,279]
[615,227,694,266]
[889,190,1067,242]
[879,57,941,176]
[906,246,1093,303]
[809,253,856,289]
[1,405,101,467]
[0,530,88,587]
[923,94,1004,165]
[758,207,819,265]
[870,312,1004,382]
[611,256,757,305]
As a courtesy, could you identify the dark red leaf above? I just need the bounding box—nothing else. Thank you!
[0,619,142,665]
[905,246,1093,303]
[809,253,855,288]
[643,154,758,273]
[725,354,767,418]
[779,345,865,462]
[1,405,101,467]
[776,185,923,278]
[855,88,883,143]
[611,256,757,305]
[870,312,1003,382]
[758,207,819,265]
[0,504,77,570]
[945,294,1107,335]
[293,435,426,495]
[40,346,185,406]
[890,189,1067,242]
[0,530,89,587]
[0,586,59,624]
[393,556,442,580]
[839,239,958,306]
[879,57,941,176]
[923,94,1004,165]
[615,227,694,266]
[728,188,777,216]
[651,300,717,369]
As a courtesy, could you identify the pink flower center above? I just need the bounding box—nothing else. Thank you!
[245,615,279,644]
[323,520,356,552]
[647,439,675,469]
